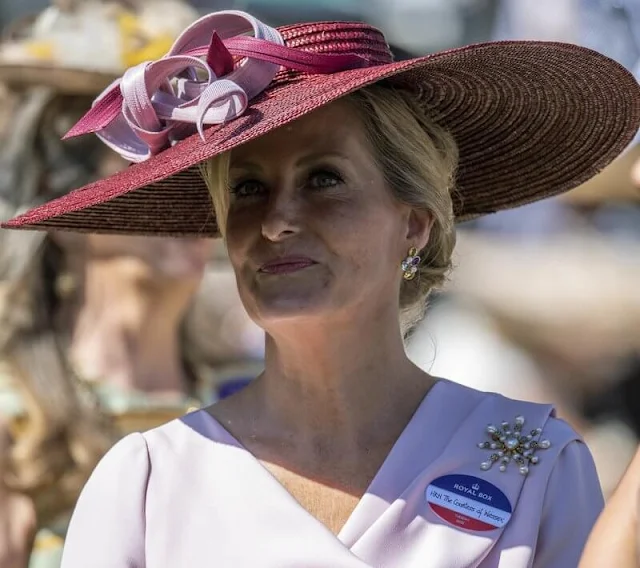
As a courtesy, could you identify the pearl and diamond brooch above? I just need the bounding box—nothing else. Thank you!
[477,415,551,476]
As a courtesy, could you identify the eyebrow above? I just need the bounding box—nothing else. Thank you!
[295,151,350,166]
[230,151,350,172]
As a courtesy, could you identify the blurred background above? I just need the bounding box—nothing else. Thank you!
[0,0,638,565]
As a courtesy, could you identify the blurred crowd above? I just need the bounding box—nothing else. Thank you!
[0,0,638,566]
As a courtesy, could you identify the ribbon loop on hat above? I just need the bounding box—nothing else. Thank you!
[64,10,368,163]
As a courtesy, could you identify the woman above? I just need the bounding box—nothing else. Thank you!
[5,9,640,567]
[0,1,214,567]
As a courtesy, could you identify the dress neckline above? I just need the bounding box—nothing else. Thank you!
[195,378,448,545]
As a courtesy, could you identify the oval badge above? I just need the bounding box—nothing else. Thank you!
[425,474,512,532]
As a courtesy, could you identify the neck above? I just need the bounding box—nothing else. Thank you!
[68,258,190,398]
[250,305,435,447]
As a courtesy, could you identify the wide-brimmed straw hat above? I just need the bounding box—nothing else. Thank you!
[3,10,640,237]
[0,0,199,95]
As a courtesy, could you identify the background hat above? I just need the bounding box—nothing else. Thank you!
[0,0,199,94]
[4,10,640,236]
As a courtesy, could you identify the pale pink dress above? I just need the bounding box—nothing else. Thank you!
[61,379,603,567]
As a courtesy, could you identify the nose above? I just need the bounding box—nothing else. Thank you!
[260,186,303,242]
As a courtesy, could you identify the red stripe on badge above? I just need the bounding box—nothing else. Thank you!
[429,503,499,532]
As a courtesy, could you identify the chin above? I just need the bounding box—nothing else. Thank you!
[244,281,337,324]
[240,268,340,324]
[251,294,331,323]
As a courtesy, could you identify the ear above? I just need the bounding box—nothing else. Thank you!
[405,208,435,251]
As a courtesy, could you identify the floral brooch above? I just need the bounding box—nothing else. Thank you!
[477,415,551,476]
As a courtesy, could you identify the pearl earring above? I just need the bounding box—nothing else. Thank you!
[401,247,421,280]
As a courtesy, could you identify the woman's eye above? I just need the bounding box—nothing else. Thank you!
[230,180,266,198]
[308,170,344,189]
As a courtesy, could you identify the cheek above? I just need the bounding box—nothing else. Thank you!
[327,204,404,272]
[224,209,256,263]
[223,236,243,279]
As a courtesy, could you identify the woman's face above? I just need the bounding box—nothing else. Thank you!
[224,100,432,327]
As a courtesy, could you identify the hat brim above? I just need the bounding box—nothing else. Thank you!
[0,63,118,95]
[4,40,640,237]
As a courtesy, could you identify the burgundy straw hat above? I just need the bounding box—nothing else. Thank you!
[3,10,640,237]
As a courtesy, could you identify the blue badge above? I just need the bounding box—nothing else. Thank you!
[426,474,512,532]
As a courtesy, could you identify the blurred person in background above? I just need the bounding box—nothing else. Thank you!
[0,1,216,567]
[183,240,265,400]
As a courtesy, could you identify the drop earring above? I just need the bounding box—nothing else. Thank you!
[401,247,421,280]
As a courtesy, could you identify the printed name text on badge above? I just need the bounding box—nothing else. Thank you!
[426,474,512,532]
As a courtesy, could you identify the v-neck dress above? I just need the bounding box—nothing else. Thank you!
[60,380,603,567]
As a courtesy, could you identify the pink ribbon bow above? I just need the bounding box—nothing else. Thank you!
[65,10,367,163]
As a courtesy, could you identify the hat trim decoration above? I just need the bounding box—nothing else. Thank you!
[65,11,367,163]
[2,10,640,237]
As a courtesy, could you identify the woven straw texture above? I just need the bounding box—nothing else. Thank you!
[5,21,640,237]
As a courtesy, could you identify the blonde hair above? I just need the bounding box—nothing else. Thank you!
[201,82,458,336]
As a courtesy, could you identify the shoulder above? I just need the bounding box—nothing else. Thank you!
[96,409,220,483]
[437,377,549,409]
[63,434,150,567]
[442,386,602,500]
[142,408,215,451]
[437,378,583,450]
[461,383,599,494]
[79,408,219,482]
[80,432,151,493]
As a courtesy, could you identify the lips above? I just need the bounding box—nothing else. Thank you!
[259,257,317,275]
